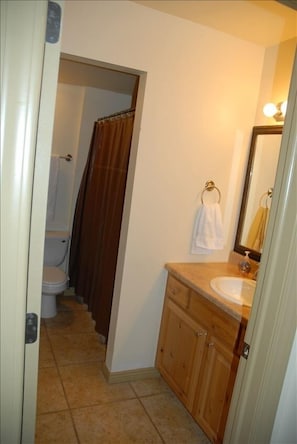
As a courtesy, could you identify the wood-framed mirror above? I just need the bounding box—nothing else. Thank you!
[234,125,283,261]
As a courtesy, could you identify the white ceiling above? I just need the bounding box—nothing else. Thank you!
[59,0,296,94]
[132,0,297,46]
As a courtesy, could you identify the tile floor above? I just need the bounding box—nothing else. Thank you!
[36,295,210,443]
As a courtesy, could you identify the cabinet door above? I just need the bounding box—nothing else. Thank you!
[157,299,207,409]
[193,335,239,443]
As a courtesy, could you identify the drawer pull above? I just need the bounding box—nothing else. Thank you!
[207,342,215,347]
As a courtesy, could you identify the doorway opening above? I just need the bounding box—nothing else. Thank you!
[44,53,144,346]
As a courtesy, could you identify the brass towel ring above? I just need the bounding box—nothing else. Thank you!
[201,180,221,204]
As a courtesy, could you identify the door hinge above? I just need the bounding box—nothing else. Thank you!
[242,342,250,360]
[46,1,61,44]
[25,313,38,344]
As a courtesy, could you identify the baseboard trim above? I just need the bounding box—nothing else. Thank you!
[102,363,160,384]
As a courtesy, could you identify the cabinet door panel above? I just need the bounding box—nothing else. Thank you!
[157,300,206,408]
[162,309,195,391]
[194,336,237,443]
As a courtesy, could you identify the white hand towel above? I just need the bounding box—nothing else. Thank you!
[46,155,59,222]
[191,203,224,254]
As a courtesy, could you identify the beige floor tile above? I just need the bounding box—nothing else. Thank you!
[45,309,95,335]
[39,322,47,337]
[72,399,162,443]
[57,297,87,311]
[57,294,87,312]
[57,289,87,311]
[131,376,171,397]
[49,333,106,366]
[60,362,136,408]
[37,294,209,442]
[141,392,211,443]
[39,335,56,368]
[37,367,68,414]
[35,411,78,444]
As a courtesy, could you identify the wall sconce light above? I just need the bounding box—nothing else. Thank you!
[263,100,287,121]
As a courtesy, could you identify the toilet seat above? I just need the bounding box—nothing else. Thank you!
[42,266,68,294]
[43,266,67,284]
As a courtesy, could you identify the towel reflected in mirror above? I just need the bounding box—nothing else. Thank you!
[245,206,269,252]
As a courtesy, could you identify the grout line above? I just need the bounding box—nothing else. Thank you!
[137,397,166,443]
[68,405,81,444]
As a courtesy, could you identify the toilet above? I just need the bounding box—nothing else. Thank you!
[41,231,70,318]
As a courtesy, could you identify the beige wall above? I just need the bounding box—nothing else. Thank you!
[255,37,296,124]
[48,83,84,232]
[60,0,293,372]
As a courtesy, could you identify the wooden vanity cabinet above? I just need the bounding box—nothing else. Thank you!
[156,274,243,443]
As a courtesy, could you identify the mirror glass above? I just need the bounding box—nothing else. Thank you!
[234,125,283,261]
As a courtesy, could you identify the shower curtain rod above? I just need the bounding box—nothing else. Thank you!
[96,108,135,123]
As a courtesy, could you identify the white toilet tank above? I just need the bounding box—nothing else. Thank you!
[44,231,69,267]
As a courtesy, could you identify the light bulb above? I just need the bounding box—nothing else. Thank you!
[263,103,277,117]
[280,100,287,116]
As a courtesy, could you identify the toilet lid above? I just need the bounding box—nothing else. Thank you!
[43,266,67,285]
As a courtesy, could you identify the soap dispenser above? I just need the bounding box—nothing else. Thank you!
[239,251,251,275]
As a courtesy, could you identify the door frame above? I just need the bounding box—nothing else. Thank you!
[224,52,297,442]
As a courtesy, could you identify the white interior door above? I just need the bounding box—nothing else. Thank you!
[0,1,63,442]
[22,1,63,440]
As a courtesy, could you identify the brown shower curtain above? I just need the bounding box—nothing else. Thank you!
[69,109,135,340]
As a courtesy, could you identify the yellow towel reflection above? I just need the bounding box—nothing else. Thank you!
[246,206,269,252]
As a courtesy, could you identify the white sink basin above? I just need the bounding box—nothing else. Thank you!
[210,276,256,307]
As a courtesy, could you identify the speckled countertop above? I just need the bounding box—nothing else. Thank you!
[165,262,251,324]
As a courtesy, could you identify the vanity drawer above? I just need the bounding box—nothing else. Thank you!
[166,275,190,309]
[189,291,239,348]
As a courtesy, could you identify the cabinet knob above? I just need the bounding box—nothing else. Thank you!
[195,331,206,337]
[207,342,215,347]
